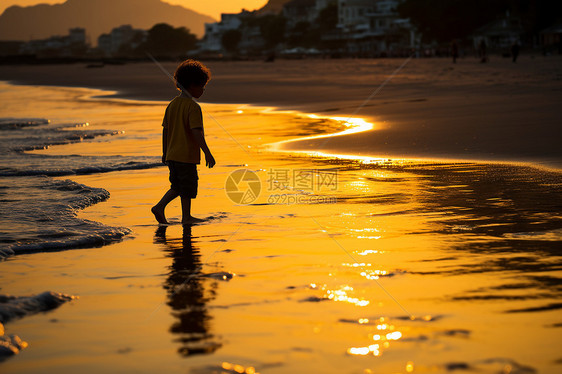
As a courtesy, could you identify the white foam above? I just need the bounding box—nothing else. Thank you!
[0,331,27,361]
[0,291,76,360]
[0,291,76,325]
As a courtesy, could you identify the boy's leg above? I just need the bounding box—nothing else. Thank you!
[180,196,205,225]
[180,196,191,223]
[152,189,179,224]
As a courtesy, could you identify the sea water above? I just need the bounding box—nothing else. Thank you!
[1,81,561,373]
[0,116,162,258]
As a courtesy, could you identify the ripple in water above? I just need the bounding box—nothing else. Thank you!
[0,117,161,259]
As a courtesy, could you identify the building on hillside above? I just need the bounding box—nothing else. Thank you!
[334,0,417,55]
[238,25,265,54]
[97,25,146,57]
[199,12,248,52]
[540,23,562,54]
[472,13,523,52]
[337,0,375,31]
[68,28,86,45]
[19,28,88,57]
[283,0,317,28]
[198,0,417,56]
[199,1,339,54]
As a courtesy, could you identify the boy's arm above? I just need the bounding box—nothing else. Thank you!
[192,128,215,168]
[162,127,168,164]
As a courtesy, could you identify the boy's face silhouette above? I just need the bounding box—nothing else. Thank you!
[187,83,206,99]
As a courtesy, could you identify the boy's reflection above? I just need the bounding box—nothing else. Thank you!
[154,225,221,356]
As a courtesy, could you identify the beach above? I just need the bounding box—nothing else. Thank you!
[1,56,562,168]
[0,57,561,373]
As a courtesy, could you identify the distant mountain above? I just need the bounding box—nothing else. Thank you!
[0,0,216,43]
[257,0,292,14]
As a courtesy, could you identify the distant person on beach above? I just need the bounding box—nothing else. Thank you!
[451,40,459,63]
[511,41,520,63]
[152,60,216,225]
[479,40,488,63]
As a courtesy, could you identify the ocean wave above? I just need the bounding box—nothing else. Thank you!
[4,129,121,153]
[0,117,119,153]
[0,116,165,258]
[0,116,162,176]
[0,117,49,130]
[0,334,27,361]
[0,157,162,177]
[0,177,131,260]
[0,291,76,325]
[0,291,76,361]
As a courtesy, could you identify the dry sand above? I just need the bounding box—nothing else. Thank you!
[1,55,561,167]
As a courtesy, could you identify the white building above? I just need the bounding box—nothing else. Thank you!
[283,0,316,27]
[68,28,86,45]
[97,25,146,56]
[198,0,417,56]
[337,0,373,30]
[338,0,398,31]
[472,13,523,51]
[200,13,245,52]
[336,0,417,54]
[19,28,87,56]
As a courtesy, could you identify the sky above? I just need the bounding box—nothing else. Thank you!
[0,0,269,19]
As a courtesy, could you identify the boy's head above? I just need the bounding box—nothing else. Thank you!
[174,59,211,98]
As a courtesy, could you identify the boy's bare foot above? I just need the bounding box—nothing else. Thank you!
[151,206,168,224]
[182,216,206,225]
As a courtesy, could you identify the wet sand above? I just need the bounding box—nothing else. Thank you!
[0,81,561,373]
[1,56,562,168]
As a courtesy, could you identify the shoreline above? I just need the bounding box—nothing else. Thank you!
[34,80,562,171]
[1,56,562,170]
[3,81,560,173]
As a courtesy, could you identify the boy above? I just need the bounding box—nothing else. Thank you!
[151,59,215,225]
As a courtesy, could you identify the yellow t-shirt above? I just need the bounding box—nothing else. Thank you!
[162,96,203,164]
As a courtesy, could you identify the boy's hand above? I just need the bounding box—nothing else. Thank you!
[205,153,216,168]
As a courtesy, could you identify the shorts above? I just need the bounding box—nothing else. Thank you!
[168,161,198,198]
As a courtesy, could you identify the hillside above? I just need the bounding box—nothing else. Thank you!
[0,0,215,43]
[257,0,292,14]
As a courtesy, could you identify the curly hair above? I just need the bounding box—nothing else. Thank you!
[173,59,211,91]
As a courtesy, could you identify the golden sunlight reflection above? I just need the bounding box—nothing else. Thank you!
[350,228,381,233]
[360,269,389,280]
[357,250,381,256]
[347,317,404,357]
[342,262,372,267]
[406,361,415,372]
[347,344,380,356]
[221,362,259,374]
[314,116,375,138]
[340,262,390,280]
[287,151,396,165]
[309,283,369,306]
[349,179,370,191]
[267,114,374,150]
